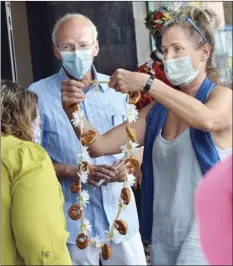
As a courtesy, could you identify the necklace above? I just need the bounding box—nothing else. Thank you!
[68,85,141,260]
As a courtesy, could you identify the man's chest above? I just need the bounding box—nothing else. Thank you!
[42,90,127,136]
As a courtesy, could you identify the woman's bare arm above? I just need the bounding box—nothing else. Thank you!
[108,70,232,133]
[149,80,232,132]
[61,79,154,158]
[74,103,153,158]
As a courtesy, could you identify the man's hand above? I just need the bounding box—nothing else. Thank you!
[88,164,116,187]
[61,80,86,116]
[53,163,80,181]
[133,171,142,191]
[112,159,127,182]
[112,159,142,190]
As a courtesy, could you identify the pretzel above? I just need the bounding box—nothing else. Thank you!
[125,125,137,142]
[102,244,112,260]
[69,103,79,115]
[128,91,141,105]
[76,233,89,249]
[125,157,140,174]
[115,220,128,235]
[70,181,81,193]
[68,205,83,220]
[79,161,93,175]
[121,187,131,205]
[80,129,97,146]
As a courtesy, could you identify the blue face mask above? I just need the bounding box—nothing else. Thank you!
[60,49,93,80]
[32,123,41,145]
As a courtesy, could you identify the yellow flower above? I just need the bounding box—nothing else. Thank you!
[162,11,171,21]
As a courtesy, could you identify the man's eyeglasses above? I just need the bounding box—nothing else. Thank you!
[56,42,95,52]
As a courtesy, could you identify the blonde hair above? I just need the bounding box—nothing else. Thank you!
[1,80,38,142]
[163,6,220,82]
[52,13,98,44]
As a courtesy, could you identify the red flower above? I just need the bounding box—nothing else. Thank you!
[136,59,171,110]
[155,23,163,29]
[154,11,163,20]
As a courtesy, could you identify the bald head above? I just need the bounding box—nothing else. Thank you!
[52,13,98,44]
[52,13,99,63]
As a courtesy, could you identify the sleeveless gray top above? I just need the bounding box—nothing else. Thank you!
[151,128,232,265]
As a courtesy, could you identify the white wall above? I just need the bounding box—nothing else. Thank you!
[9,1,33,87]
[132,2,151,66]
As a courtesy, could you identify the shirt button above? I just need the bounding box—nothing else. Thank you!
[44,252,50,257]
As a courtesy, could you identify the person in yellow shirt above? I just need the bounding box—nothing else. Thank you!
[1,80,72,265]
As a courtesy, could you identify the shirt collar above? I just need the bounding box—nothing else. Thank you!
[59,65,109,93]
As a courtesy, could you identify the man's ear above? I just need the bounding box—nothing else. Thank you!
[93,40,99,57]
[53,44,61,60]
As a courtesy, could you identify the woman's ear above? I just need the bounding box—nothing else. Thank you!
[201,43,211,62]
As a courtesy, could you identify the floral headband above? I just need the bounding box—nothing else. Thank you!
[145,7,175,37]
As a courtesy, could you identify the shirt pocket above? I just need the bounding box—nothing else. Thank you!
[111,113,127,127]
[109,103,127,126]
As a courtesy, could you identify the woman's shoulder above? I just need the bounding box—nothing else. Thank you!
[2,136,54,183]
[208,84,232,103]
[212,85,232,95]
[2,135,49,165]
[215,85,232,93]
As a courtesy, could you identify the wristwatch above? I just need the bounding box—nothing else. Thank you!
[143,75,154,93]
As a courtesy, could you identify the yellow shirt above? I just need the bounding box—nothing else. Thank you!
[1,135,72,265]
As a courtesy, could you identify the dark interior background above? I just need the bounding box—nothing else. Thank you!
[26,1,138,82]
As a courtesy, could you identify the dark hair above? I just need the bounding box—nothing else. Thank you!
[1,79,38,141]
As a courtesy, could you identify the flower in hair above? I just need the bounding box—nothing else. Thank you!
[145,7,175,36]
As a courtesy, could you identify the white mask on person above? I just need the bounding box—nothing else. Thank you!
[60,49,93,80]
[163,54,201,86]
[32,123,41,144]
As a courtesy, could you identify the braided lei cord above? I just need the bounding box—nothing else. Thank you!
[67,86,142,260]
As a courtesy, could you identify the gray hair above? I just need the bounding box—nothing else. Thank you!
[52,13,98,44]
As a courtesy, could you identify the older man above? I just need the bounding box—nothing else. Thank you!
[28,13,146,265]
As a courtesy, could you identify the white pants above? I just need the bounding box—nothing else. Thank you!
[67,232,147,265]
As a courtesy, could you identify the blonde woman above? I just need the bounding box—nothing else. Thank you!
[1,80,72,265]
[61,6,232,265]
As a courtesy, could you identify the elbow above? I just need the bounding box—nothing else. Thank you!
[88,136,105,158]
[89,151,99,158]
[88,147,102,158]
[199,119,214,132]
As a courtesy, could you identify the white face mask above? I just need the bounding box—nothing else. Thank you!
[32,123,41,145]
[60,49,93,80]
[164,55,201,86]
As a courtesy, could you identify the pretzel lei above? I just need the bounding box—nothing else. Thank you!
[68,84,141,260]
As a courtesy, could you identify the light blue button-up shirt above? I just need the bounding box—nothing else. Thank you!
[29,67,139,245]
